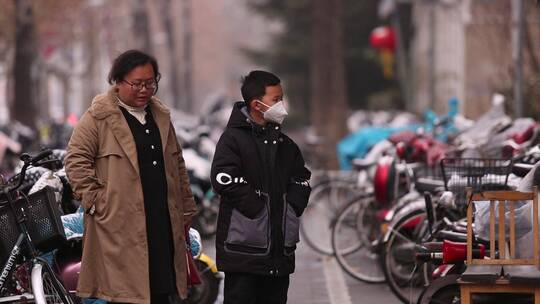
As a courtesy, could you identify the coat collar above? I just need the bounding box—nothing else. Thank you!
[88,87,172,174]
[227,101,282,138]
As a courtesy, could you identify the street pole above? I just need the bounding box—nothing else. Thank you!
[428,0,436,110]
[392,8,412,111]
[181,0,193,113]
[512,0,525,118]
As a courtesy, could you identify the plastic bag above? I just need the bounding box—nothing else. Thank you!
[61,206,84,240]
[474,200,532,240]
[188,228,202,257]
[474,161,539,240]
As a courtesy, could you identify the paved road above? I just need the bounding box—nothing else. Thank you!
[202,238,401,304]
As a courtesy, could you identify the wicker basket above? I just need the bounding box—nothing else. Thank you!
[440,158,513,205]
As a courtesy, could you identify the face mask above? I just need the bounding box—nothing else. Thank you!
[257,101,288,124]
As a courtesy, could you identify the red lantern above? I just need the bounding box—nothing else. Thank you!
[369,26,396,52]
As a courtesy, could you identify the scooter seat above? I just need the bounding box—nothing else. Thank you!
[460,265,502,284]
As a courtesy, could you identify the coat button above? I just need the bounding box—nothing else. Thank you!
[270,270,274,275]
[151,145,155,150]
[273,140,277,144]
[153,161,157,165]
[145,129,150,134]
[264,140,268,144]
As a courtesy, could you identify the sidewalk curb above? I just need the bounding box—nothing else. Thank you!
[323,257,353,304]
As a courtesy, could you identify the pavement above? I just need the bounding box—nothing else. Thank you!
[202,238,401,304]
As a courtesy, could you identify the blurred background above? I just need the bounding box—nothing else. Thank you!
[0,0,539,170]
[1,2,540,303]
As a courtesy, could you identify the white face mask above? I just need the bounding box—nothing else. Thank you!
[257,100,288,125]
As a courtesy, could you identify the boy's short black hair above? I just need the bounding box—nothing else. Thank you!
[107,49,161,85]
[241,70,281,108]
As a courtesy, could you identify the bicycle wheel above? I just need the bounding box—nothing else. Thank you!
[185,260,220,304]
[31,259,74,304]
[331,195,385,283]
[300,179,362,255]
[417,275,460,304]
[381,209,432,304]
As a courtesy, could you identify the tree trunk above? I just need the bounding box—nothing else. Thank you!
[311,0,348,169]
[12,0,38,129]
[132,0,153,54]
[37,63,50,122]
[180,0,193,113]
[160,0,180,109]
[82,5,101,109]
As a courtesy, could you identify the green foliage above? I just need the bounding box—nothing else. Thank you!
[245,0,400,117]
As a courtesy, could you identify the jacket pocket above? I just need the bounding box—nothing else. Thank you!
[225,196,270,253]
[283,194,300,249]
[82,182,106,216]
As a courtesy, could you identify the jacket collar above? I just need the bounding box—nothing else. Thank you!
[227,101,282,137]
[89,87,170,119]
[88,87,172,174]
[226,102,253,129]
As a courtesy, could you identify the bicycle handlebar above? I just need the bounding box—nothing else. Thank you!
[3,150,53,194]
[20,150,53,165]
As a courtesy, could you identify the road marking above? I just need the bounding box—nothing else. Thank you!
[323,256,353,304]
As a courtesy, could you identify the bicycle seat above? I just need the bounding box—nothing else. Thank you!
[436,230,491,247]
[351,158,375,171]
[415,177,445,194]
[512,163,534,177]
[437,230,467,242]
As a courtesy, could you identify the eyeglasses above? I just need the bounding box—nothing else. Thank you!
[123,79,158,94]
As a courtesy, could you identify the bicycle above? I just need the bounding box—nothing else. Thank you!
[382,158,513,303]
[0,150,74,304]
[330,160,428,283]
[300,167,373,256]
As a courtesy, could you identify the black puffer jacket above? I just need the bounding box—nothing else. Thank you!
[211,102,311,276]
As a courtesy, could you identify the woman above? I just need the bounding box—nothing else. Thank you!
[65,50,197,304]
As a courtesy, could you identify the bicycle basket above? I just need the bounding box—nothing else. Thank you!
[0,186,66,263]
[440,158,513,205]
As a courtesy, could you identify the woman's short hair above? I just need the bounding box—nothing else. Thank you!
[107,50,161,85]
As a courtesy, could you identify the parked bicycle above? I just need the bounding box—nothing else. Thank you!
[0,149,74,304]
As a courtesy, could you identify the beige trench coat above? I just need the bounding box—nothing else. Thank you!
[65,88,197,303]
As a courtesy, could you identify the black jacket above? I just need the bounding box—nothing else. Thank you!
[211,102,311,276]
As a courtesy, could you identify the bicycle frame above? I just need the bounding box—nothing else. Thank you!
[0,150,65,302]
[0,234,25,293]
[0,187,42,296]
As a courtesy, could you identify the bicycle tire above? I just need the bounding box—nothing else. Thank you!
[417,274,460,304]
[300,179,361,255]
[185,260,220,304]
[381,209,432,304]
[331,194,385,283]
[31,259,74,304]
